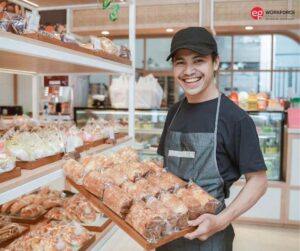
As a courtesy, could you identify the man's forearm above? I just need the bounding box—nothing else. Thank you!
[218,171,268,229]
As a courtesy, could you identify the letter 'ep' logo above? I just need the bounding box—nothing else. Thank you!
[251,6,264,20]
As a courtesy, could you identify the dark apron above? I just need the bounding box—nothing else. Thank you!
[157,94,235,251]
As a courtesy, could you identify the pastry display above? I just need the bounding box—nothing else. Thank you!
[5,221,94,250]
[0,141,16,174]
[63,159,86,185]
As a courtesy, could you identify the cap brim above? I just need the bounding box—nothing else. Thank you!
[166,45,214,61]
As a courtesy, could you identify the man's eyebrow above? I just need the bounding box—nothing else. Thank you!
[192,55,206,59]
[173,56,184,61]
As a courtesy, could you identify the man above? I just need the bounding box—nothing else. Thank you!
[157,27,268,251]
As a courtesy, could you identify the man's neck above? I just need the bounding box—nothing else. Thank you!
[186,85,219,103]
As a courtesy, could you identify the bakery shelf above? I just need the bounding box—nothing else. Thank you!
[0,136,132,205]
[0,31,132,75]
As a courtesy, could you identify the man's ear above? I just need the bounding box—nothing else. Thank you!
[213,56,220,71]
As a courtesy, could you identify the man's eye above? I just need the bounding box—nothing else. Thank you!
[175,61,184,65]
[194,59,204,64]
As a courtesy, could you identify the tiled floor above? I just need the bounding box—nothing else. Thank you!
[98,223,300,251]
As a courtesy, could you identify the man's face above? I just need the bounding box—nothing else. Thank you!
[172,49,219,98]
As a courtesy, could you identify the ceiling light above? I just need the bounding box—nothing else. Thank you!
[245,26,254,30]
[22,0,39,7]
[101,31,110,35]
[166,28,174,33]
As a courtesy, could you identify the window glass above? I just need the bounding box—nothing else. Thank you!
[217,72,231,95]
[215,36,231,70]
[272,71,300,98]
[273,35,300,70]
[233,35,272,70]
[113,39,144,69]
[233,72,271,93]
[146,38,172,69]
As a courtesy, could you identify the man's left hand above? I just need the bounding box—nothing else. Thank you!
[184,214,227,241]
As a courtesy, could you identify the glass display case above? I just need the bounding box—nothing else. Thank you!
[249,111,285,181]
[74,108,285,181]
[74,108,167,147]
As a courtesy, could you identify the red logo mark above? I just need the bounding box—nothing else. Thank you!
[251,6,264,20]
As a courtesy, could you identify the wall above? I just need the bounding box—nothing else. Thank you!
[0,73,33,114]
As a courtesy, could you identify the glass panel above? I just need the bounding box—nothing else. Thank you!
[272,71,300,98]
[215,36,231,70]
[233,35,272,70]
[217,72,231,95]
[233,72,271,93]
[146,38,172,70]
[249,112,284,180]
[113,39,144,69]
[274,35,300,70]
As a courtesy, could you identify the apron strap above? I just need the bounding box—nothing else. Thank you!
[213,93,222,173]
[167,98,185,131]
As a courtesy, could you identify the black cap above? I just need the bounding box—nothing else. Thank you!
[166,27,218,61]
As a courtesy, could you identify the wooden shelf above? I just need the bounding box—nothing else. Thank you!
[0,31,132,75]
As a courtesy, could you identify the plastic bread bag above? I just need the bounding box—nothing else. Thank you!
[121,180,148,202]
[159,192,189,230]
[65,125,83,153]
[126,201,164,243]
[102,166,128,186]
[0,12,10,32]
[5,11,27,34]
[61,33,80,45]
[145,196,177,236]
[119,45,131,59]
[99,37,120,56]
[135,178,161,199]
[176,181,221,220]
[0,140,16,173]
[63,159,86,185]
[102,183,132,218]
[83,170,114,199]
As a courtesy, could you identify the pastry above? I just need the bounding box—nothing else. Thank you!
[63,159,85,185]
[121,181,148,202]
[1,199,17,214]
[10,194,36,215]
[103,184,132,218]
[0,215,11,228]
[45,207,67,221]
[20,204,44,218]
[160,193,189,229]
[83,170,113,199]
[42,197,63,210]
[135,178,161,198]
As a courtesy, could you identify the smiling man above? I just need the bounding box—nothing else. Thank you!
[157,27,268,251]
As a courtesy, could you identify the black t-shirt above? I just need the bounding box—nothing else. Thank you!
[158,94,267,197]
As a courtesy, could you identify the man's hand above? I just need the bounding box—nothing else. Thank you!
[184,214,228,241]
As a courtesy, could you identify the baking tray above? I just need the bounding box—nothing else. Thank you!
[0,223,30,248]
[81,215,112,232]
[0,167,21,183]
[67,177,195,250]
[16,152,64,170]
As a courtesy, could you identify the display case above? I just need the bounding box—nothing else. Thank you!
[74,108,285,181]
[249,111,285,181]
[74,108,167,147]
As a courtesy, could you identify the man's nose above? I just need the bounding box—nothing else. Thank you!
[183,64,196,75]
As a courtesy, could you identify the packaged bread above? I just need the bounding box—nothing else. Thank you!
[121,181,148,202]
[126,201,164,242]
[102,167,128,186]
[103,183,132,218]
[63,159,86,185]
[135,178,161,198]
[160,193,189,229]
[117,147,138,162]
[142,160,163,175]
[118,161,149,182]
[9,194,36,215]
[19,204,45,218]
[1,199,17,214]
[83,170,114,199]
[147,171,186,193]
[176,184,220,219]
[0,215,11,228]
[145,197,177,235]
[42,197,63,210]
[0,223,27,244]
[45,207,67,221]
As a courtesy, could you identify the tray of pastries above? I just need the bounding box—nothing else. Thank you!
[45,193,111,232]
[64,147,221,249]
[2,221,95,251]
[0,187,65,224]
[0,216,29,248]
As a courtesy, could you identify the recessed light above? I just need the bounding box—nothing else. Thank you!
[166,28,174,33]
[245,26,254,30]
[101,31,110,35]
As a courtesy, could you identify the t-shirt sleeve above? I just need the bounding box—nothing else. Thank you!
[233,116,267,174]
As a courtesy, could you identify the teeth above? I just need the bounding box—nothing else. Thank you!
[184,78,201,83]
